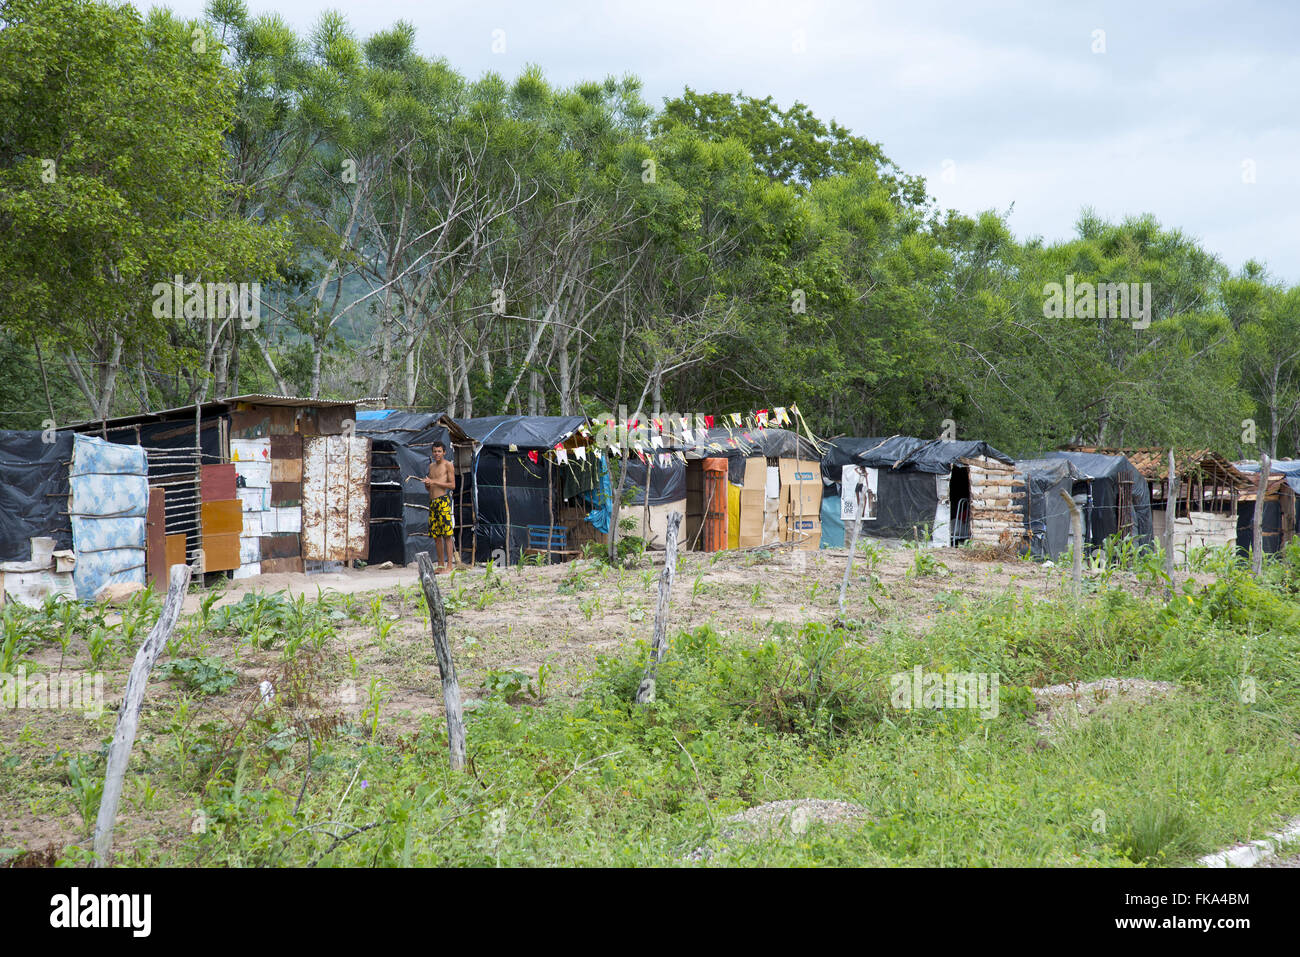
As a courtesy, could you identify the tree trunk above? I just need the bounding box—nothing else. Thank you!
[416,552,466,771]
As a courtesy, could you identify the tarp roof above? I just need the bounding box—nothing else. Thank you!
[853,436,1013,473]
[456,415,588,449]
[1067,446,1252,489]
[1235,459,1300,495]
[679,427,820,461]
[355,410,472,446]
[1043,450,1137,480]
[821,437,890,486]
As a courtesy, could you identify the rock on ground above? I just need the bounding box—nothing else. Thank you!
[688,799,871,861]
[1031,677,1177,736]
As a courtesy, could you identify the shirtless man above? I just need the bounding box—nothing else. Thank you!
[418,441,456,573]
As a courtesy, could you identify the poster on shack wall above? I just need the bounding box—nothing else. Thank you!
[841,465,879,521]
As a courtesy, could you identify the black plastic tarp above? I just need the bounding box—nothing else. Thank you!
[457,415,586,450]
[1044,451,1153,548]
[472,446,557,561]
[862,469,940,541]
[0,430,73,562]
[1016,457,1079,559]
[620,457,686,505]
[821,437,888,491]
[853,436,1014,473]
[356,411,461,565]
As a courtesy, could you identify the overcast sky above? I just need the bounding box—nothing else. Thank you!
[142,0,1300,283]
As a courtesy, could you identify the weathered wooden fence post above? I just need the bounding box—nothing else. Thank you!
[417,551,466,771]
[93,563,191,866]
[1253,454,1270,577]
[838,512,862,618]
[1163,449,1178,595]
[1058,489,1083,596]
[636,511,682,704]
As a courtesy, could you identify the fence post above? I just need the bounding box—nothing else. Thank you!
[636,511,681,704]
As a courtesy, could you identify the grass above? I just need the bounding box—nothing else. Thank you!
[4,542,1300,866]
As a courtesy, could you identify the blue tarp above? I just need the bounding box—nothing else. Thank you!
[820,494,844,548]
[69,434,148,600]
[582,460,612,534]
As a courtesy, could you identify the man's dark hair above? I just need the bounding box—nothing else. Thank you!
[432,441,446,450]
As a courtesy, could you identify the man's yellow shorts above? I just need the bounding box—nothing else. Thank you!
[429,496,454,538]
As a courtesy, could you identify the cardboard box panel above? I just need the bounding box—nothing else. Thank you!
[778,458,819,486]
[742,457,767,489]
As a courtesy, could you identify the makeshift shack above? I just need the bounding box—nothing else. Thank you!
[355,411,475,565]
[64,395,368,583]
[849,437,1018,546]
[818,437,888,548]
[457,415,607,563]
[679,427,823,550]
[1013,457,1081,559]
[617,455,687,550]
[1043,450,1154,549]
[1068,447,1253,562]
[1232,459,1297,555]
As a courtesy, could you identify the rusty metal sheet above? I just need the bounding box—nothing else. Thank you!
[271,481,301,506]
[200,463,237,502]
[260,533,300,560]
[301,435,370,561]
[147,487,166,590]
[165,532,187,570]
[203,533,241,572]
[271,457,302,483]
[201,500,243,535]
[270,434,302,458]
[260,557,304,574]
[228,409,272,439]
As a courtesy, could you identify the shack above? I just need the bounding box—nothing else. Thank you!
[1043,450,1154,549]
[1068,447,1253,561]
[849,437,1018,547]
[457,415,607,563]
[64,395,368,583]
[1232,459,1297,555]
[679,427,822,550]
[354,411,475,565]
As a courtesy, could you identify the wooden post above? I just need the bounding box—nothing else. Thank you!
[1058,489,1083,596]
[501,454,510,568]
[92,563,192,866]
[838,509,862,618]
[1253,454,1270,576]
[1163,449,1178,592]
[417,551,466,771]
[547,458,555,565]
[635,511,682,704]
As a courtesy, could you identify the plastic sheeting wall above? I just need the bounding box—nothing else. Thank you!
[0,430,73,562]
[69,434,148,599]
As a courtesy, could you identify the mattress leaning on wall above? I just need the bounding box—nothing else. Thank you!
[69,434,149,600]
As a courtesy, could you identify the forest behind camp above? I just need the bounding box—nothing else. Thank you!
[3,0,1300,458]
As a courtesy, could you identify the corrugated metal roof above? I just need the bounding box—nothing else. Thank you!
[222,394,358,409]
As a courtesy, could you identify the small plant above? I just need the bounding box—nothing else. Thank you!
[64,754,104,831]
[362,677,387,739]
[484,668,532,702]
[158,656,239,695]
[579,595,603,622]
[535,662,552,699]
[907,549,947,578]
[749,582,764,605]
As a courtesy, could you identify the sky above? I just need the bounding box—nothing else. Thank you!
[140,0,1300,283]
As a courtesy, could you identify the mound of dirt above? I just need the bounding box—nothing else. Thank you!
[1031,678,1177,736]
[688,799,871,861]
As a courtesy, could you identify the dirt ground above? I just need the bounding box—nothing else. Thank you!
[0,541,1151,859]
